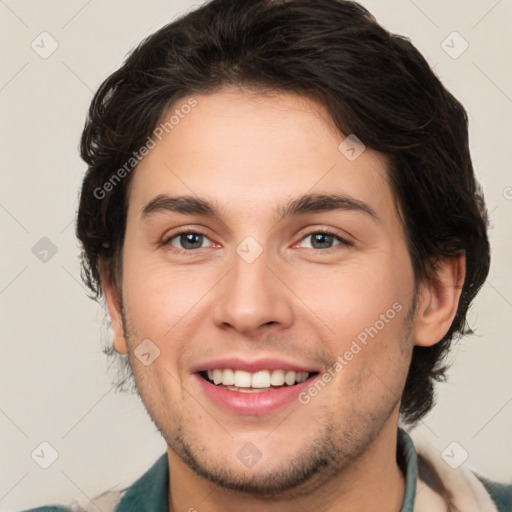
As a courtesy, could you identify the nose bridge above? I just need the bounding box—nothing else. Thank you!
[236,242,277,297]
[212,241,293,334]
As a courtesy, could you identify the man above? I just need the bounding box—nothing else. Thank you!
[25,0,510,510]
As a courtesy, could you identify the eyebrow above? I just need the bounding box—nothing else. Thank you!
[141,193,378,222]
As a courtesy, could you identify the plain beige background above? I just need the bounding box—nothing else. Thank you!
[1,0,511,510]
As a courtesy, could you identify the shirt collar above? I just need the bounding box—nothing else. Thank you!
[116,453,169,511]
[398,427,419,512]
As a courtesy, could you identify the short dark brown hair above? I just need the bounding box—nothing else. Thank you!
[77,0,490,424]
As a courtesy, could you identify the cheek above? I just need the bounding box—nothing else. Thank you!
[120,249,217,347]
[122,237,173,310]
[293,253,411,346]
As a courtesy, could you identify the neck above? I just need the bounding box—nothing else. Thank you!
[166,418,406,512]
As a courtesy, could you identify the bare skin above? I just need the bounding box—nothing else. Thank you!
[101,89,465,512]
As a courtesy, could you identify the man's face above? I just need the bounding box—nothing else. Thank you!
[110,89,419,496]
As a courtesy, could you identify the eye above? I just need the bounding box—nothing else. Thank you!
[163,230,349,253]
[298,231,349,250]
[166,231,212,250]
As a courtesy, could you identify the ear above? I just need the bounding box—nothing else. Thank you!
[99,258,128,355]
[413,253,466,347]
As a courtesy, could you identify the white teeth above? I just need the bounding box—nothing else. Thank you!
[296,372,309,383]
[228,386,272,393]
[234,370,252,387]
[284,371,296,385]
[270,369,285,386]
[222,368,235,385]
[204,368,311,388]
[251,370,271,388]
[213,369,223,385]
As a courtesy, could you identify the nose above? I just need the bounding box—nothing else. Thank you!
[212,246,294,336]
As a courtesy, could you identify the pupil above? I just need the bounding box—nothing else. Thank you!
[181,233,203,249]
[312,233,333,249]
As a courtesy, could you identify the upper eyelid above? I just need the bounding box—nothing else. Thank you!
[166,229,214,246]
[296,231,351,248]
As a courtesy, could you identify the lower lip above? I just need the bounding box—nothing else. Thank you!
[194,373,316,415]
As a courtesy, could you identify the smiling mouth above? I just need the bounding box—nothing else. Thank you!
[199,369,319,393]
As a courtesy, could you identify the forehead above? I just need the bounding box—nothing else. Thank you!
[128,89,396,222]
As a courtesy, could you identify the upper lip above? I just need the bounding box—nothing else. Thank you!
[190,357,319,374]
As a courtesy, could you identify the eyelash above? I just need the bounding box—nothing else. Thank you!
[296,228,353,253]
[162,227,352,255]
